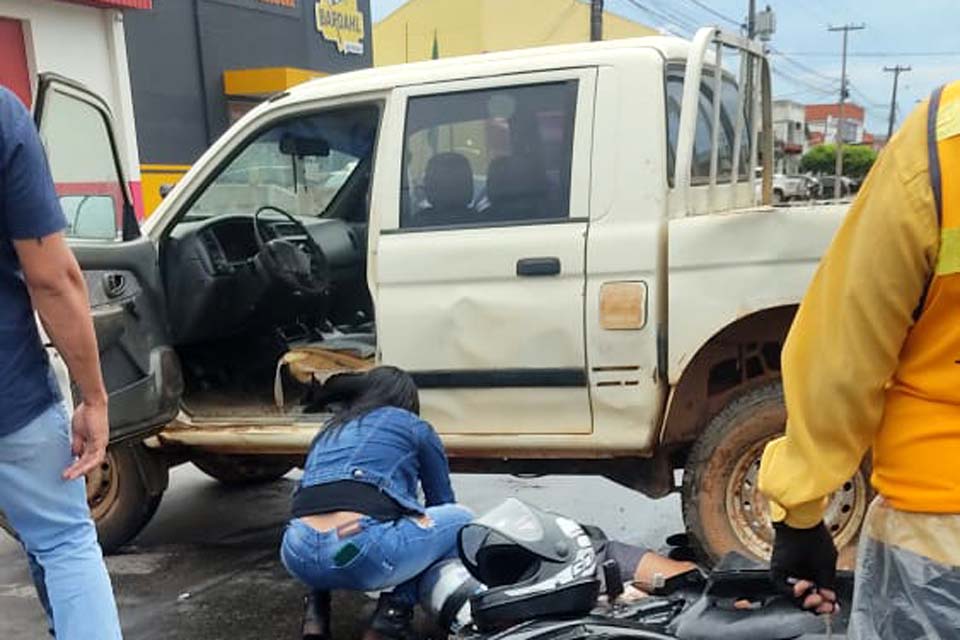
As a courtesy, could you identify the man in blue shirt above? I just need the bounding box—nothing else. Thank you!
[0,87,122,638]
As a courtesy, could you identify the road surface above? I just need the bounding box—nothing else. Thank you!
[0,465,683,639]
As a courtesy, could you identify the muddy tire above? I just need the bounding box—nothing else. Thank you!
[90,444,166,554]
[682,382,870,567]
[193,454,293,486]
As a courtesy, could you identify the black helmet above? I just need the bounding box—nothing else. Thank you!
[458,499,601,631]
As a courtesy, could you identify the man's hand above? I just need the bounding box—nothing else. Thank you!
[770,521,839,614]
[63,400,109,481]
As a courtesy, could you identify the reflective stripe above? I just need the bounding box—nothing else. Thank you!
[936,227,960,275]
[937,98,960,141]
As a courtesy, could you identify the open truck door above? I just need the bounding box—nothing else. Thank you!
[33,74,182,550]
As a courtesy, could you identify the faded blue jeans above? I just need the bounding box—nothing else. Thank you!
[0,402,122,639]
[281,503,473,605]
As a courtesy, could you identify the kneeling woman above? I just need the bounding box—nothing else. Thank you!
[281,367,473,639]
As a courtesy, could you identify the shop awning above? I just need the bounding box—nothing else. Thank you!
[60,1,153,9]
[223,67,327,97]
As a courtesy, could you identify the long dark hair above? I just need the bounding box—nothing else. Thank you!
[316,366,420,440]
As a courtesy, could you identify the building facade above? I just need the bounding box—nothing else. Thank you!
[124,0,373,213]
[0,0,147,214]
[772,99,806,174]
[373,0,656,66]
[805,102,865,146]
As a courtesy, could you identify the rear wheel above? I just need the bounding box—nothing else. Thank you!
[682,383,870,567]
[193,454,293,486]
[89,444,166,554]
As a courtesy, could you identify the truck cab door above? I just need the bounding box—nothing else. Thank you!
[374,70,596,435]
[34,74,182,442]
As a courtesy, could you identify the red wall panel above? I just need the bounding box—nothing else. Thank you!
[0,18,31,107]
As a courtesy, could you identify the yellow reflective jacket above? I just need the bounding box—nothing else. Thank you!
[759,82,960,527]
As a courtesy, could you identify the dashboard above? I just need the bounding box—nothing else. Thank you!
[163,213,367,344]
[174,214,364,275]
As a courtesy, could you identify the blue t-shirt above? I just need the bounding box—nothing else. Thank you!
[0,87,67,435]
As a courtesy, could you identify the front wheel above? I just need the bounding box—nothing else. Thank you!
[682,383,870,567]
[0,445,165,554]
[88,444,167,554]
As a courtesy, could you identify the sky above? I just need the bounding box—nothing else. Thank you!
[370,0,960,134]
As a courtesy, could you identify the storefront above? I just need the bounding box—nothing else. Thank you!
[123,0,373,214]
[0,0,148,214]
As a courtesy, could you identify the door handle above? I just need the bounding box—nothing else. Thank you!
[516,257,561,277]
[102,273,126,299]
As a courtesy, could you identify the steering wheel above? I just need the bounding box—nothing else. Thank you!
[252,205,330,296]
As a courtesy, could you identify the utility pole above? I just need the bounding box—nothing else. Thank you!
[747,0,756,37]
[884,64,911,140]
[828,23,865,198]
[590,0,603,42]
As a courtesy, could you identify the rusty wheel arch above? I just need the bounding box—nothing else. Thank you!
[659,305,798,466]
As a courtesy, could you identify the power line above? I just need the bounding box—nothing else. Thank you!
[775,51,960,58]
[771,68,838,96]
[677,0,741,28]
[621,0,694,36]
[846,82,886,109]
[768,47,838,81]
[645,0,702,33]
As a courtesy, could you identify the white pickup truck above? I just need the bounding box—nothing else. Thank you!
[26,28,859,563]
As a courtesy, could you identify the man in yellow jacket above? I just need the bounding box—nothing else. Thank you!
[759,82,960,638]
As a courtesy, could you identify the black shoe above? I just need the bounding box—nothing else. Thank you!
[302,590,331,640]
[367,593,416,640]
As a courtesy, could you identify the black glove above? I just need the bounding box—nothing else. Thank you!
[769,521,837,594]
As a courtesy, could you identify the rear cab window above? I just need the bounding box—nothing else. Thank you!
[665,63,752,187]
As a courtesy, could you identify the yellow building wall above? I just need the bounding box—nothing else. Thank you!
[374,0,484,65]
[141,164,190,216]
[374,0,656,66]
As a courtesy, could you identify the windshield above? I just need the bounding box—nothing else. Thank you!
[185,106,378,220]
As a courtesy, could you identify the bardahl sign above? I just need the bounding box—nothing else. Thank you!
[315,0,365,55]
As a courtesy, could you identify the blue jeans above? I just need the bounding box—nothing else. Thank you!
[281,503,473,605]
[0,402,122,639]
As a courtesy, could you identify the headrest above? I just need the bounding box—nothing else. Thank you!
[424,152,474,209]
[486,155,548,205]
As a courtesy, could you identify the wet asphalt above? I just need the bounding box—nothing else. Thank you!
[0,466,683,639]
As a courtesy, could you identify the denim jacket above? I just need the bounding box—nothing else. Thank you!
[300,407,455,513]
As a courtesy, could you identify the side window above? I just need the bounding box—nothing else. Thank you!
[401,81,578,229]
[38,87,124,240]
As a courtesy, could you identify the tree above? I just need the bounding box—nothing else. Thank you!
[844,145,878,178]
[800,144,835,174]
[800,144,877,178]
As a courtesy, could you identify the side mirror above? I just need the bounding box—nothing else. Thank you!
[159,183,174,199]
[60,195,118,240]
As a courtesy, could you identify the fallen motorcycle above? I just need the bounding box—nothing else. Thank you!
[419,499,852,640]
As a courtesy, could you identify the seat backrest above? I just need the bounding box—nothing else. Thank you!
[486,154,549,222]
[417,151,474,226]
